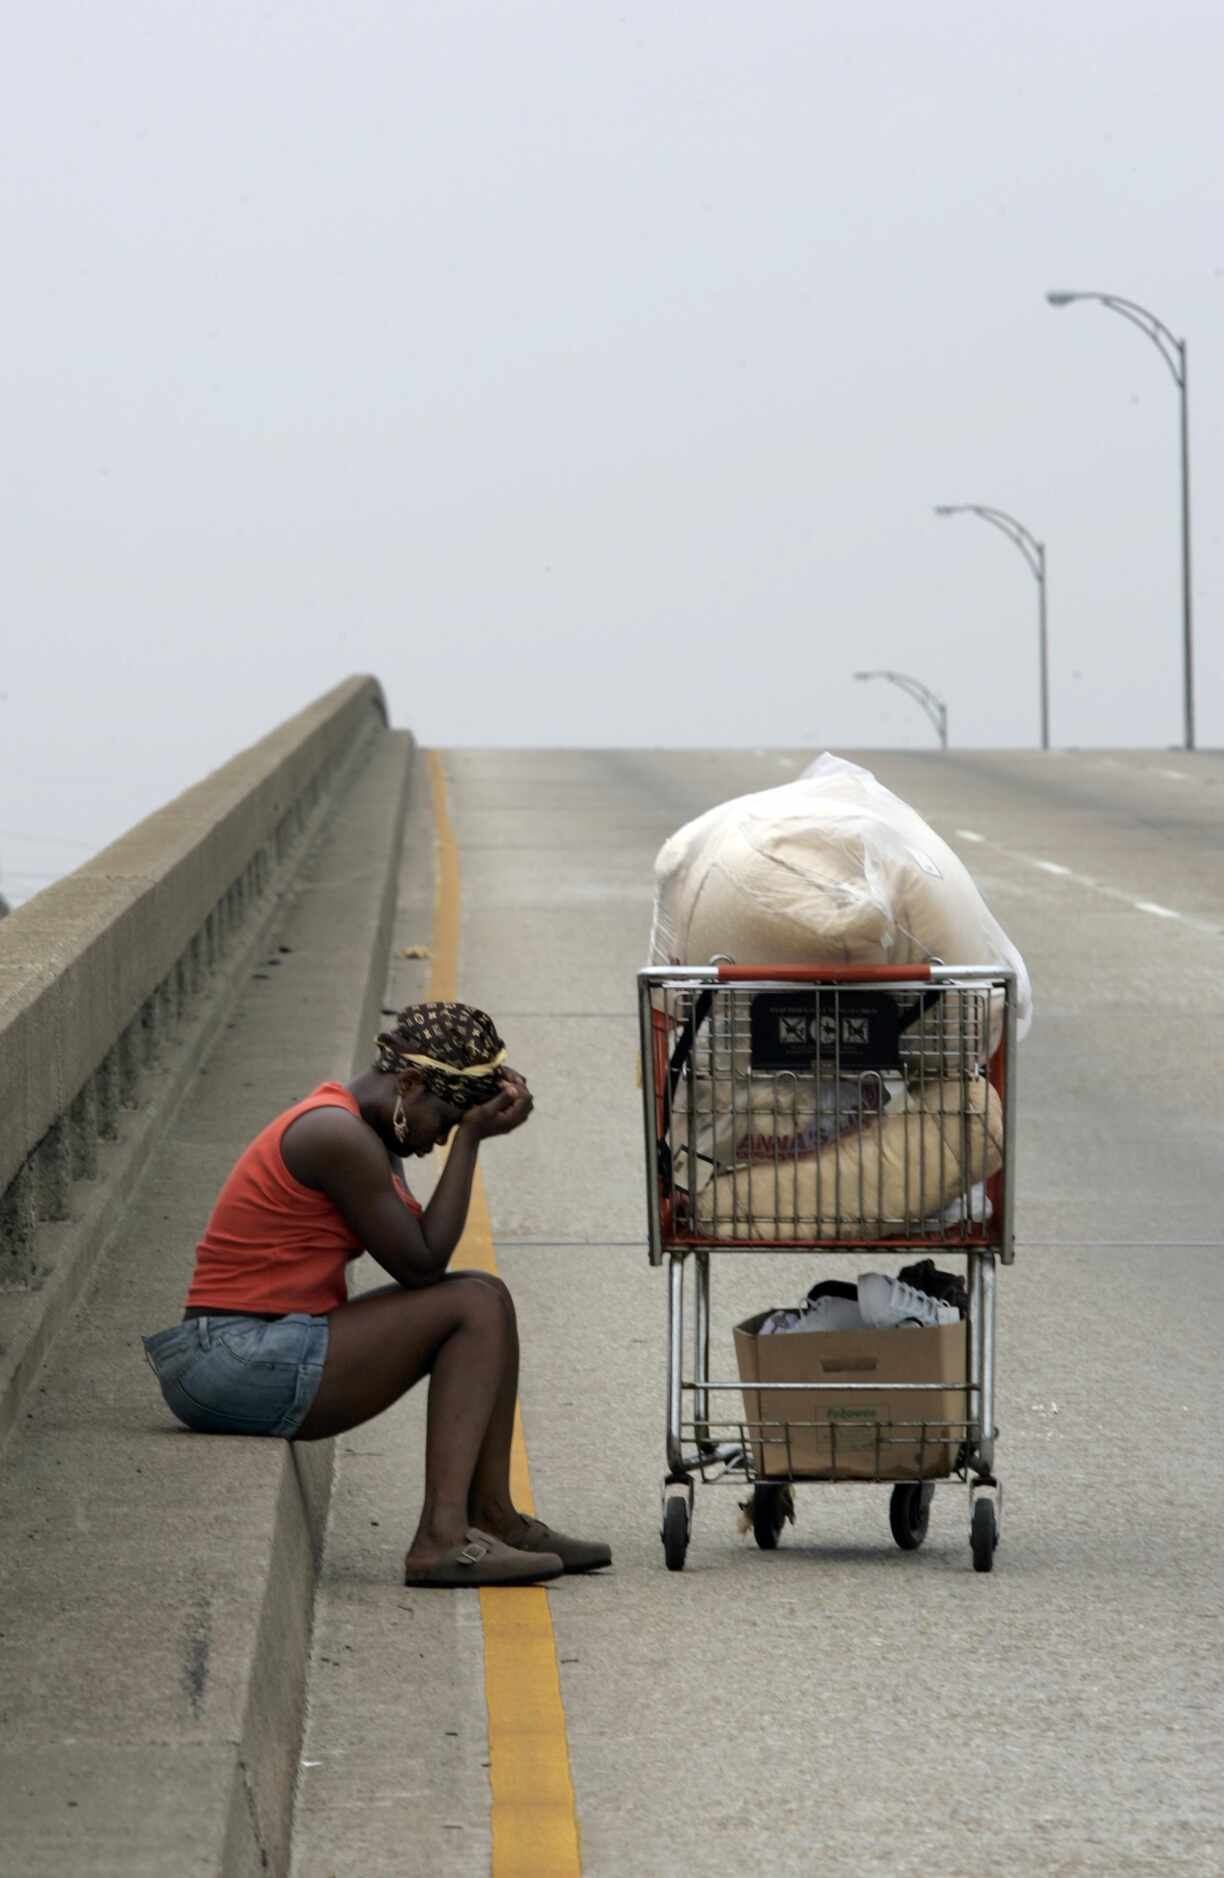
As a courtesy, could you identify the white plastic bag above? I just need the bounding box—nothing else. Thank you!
[648,753,1032,1044]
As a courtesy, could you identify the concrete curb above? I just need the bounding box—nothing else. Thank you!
[225,733,415,1877]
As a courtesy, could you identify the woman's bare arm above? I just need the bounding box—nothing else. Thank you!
[281,1083,533,1288]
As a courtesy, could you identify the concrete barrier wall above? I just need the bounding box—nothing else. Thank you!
[0,674,387,1286]
[0,695,417,1875]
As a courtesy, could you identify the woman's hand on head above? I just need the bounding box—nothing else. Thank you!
[460,1074,534,1142]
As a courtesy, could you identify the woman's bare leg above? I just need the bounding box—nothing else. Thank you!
[294,1271,522,1566]
[462,1275,532,1542]
[459,1276,613,1573]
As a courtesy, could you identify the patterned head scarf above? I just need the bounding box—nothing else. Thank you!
[375,1001,507,1111]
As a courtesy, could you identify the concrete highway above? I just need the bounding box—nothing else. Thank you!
[293,747,1224,1878]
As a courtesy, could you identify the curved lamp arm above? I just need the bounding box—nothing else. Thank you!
[854,670,947,750]
[934,504,1044,581]
[1046,290,1184,386]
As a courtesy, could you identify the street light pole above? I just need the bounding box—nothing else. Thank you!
[1046,289,1194,751]
[1178,337,1194,751]
[933,504,1049,749]
[853,670,948,749]
[1036,537,1049,753]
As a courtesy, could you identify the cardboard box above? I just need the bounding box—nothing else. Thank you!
[733,1311,969,1480]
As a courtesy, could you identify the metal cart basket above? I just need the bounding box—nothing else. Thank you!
[638,961,1018,1573]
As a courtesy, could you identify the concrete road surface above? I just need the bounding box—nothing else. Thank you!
[293,748,1224,1878]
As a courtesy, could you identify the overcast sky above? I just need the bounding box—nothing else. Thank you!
[3,1,1222,902]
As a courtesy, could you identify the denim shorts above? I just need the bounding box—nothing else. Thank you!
[142,1313,329,1438]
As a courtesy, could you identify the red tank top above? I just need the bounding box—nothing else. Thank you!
[186,1082,422,1315]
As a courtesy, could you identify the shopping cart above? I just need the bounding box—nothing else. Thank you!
[638,961,1018,1573]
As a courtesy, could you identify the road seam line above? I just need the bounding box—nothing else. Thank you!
[952,828,1220,936]
[427,749,583,1878]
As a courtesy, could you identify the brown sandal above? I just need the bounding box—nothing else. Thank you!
[402,1527,564,1588]
[511,1517,612,1575]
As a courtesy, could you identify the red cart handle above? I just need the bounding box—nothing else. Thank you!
[715,962,933,984]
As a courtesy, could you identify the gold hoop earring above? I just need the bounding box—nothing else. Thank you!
[392,1092,408,1145]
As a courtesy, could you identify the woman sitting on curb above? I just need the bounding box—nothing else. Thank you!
[143,1000,610,1589]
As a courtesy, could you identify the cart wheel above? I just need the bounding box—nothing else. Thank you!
[751,1484,793,1551]
[889,1481,934,1551]
[662,1495,690,1572]
[971,1496,998,1573]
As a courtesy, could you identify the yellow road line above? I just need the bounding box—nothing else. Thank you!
[426,749,583,1878]
[427,750,462,1004]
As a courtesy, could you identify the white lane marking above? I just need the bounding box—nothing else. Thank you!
[947,830,1221,936]
[1095,756,1192,783]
